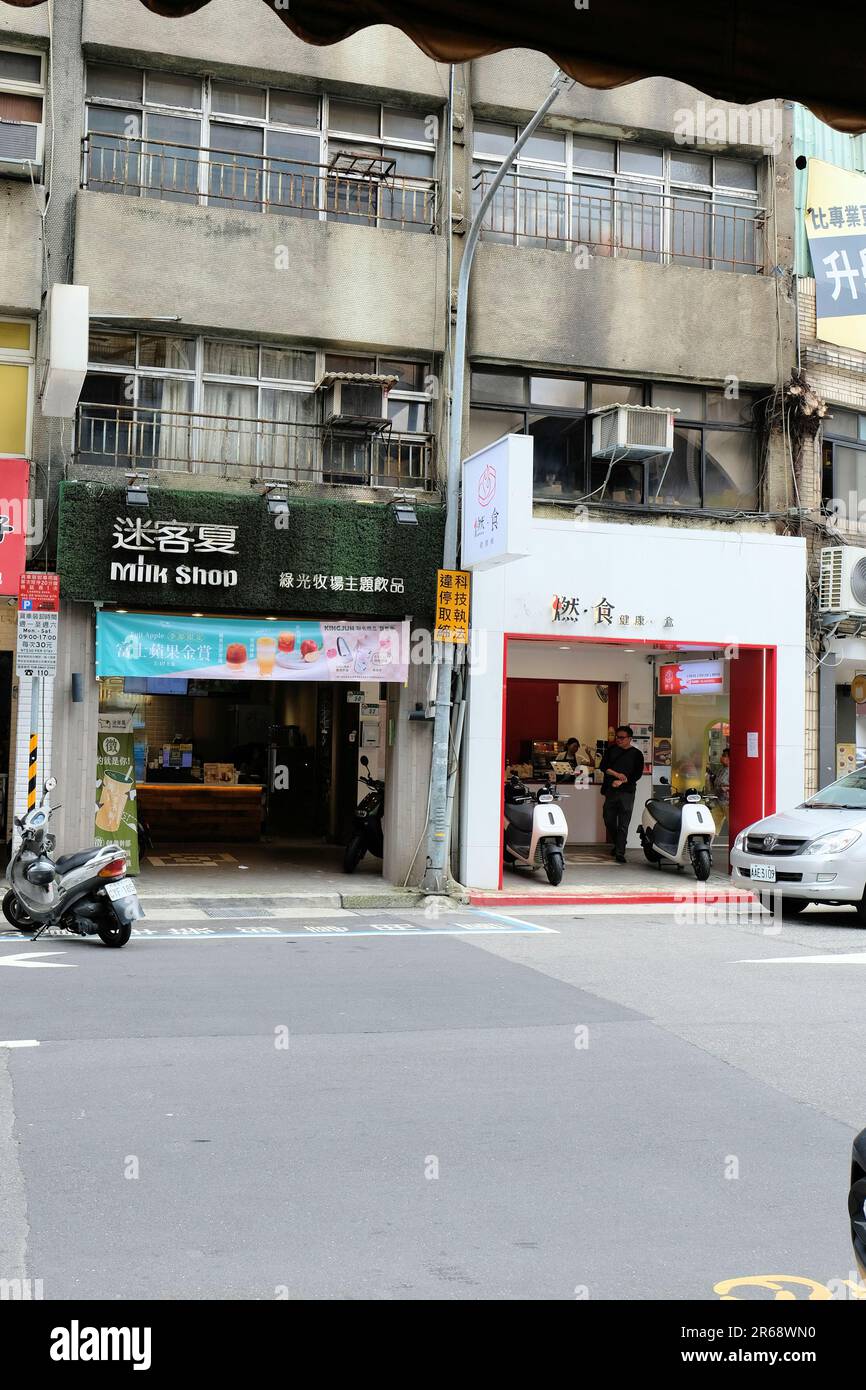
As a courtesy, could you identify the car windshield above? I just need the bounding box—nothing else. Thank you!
[803,770,866,809]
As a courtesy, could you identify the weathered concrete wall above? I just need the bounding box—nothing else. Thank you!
[83,0,448,102]
[0,182,43,314]
[74,190,447,355]
[469,243,783,385]
[0,5,49,42]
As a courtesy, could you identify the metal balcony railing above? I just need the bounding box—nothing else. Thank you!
[474,169,765,272]
[81,134,438,231]
[75,402,435,490]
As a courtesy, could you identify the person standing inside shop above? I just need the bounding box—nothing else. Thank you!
[600,725,645,863]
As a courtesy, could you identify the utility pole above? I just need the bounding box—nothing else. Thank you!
[421,69,574,895]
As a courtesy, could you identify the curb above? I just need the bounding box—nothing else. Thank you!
[468,889,757,907]
[136,889,428,911]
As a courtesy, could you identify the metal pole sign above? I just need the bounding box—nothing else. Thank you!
[17,574,60,812]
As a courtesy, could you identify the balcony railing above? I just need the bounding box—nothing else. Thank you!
[75,403,434,490]
[474,169,765,273]
[81,134,438,231]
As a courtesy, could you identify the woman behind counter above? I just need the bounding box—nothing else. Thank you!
[563,737,596,772]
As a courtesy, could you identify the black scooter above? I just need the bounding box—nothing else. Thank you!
[343,756,384,873]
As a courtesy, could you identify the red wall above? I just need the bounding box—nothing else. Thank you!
[728,647,775,846]
[505,679,558,763]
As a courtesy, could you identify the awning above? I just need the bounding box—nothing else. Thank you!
[5,0,866,134]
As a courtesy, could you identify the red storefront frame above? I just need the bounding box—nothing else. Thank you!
[498,633,777,890]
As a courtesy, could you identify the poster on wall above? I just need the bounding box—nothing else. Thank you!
[630,723,653,774]
[658,659,724,696]
[95,720,139,875]
[96,612,410,683]
[804,159,866,352]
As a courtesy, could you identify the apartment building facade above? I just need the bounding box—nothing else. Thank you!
[0,0,807,886]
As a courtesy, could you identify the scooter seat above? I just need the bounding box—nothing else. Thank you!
[645,799,682,832]
[54,847,105,874]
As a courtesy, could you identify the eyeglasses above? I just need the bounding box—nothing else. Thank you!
[614,733,629,740]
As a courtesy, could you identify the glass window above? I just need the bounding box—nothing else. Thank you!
[616,182,662,261]
[0,49,42,85]
[270,89,319,127]
[859,417,866,442]
[208,122,263,209]
[473,120,517,157]
[0,363,29,454]
[703,429,758,509]
[714,156,757,190]
[88,331,136,366]
[618,143,663,177]
[145,72,201,109]
[379,359,426,390]
[830,444,866,503]
[714,199,758,272]
[86,64,143,102]
[530,376,585,409]
[590,380,644,408]
[388,399,427,432]
[670,192,711,267]
[590,458,643,503]
[266,129,320,216]
[826,407,858,439]
[529,414,585,498]
[203,341,258,377]
[260,347,316,381]
[573,176,613,254]
[328,99,379,136]
[382,107,430,142]
[520,127,566,163]
[0,92,41,122]
[211,80,265,119]
[382,147,435,227]
[138,335,196,370]
[572,135,615,171]
[144,113,200,202]
[468,408,525,454]
[471,370,526,406]
[0,320,31,351]
[517,173,567,245]
[650,384,704,418]
[325,353,375,374]
[670,152,712,184]
[706,389,753,423]
[88,104,140,138]
[648,428,702,507]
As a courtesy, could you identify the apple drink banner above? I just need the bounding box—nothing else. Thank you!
[96,612,411,682]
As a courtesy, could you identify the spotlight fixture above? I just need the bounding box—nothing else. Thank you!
[125,473,149,507]
[253,479,289,517]
[392,491,418,526]
[266,495,289,517]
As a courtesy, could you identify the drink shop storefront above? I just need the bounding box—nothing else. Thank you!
[57,483,444,877]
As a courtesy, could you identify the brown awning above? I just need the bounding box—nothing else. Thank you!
[6,0,866,133]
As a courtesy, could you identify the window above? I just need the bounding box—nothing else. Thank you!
[472,120,762,271]
[822,409,866,525]
[84,65,438,230]
[0,47,45,170]
[469,370,759,510]
[0,319,34,457]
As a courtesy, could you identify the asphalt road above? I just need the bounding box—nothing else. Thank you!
[0,901,862,1301]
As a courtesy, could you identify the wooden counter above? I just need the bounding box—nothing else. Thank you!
[136,784,264,842]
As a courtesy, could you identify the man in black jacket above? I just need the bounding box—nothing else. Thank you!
[600,725,645,863]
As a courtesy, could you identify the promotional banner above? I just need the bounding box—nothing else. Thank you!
[658,659,724,696]
[805,158,866,351]
[95,724,140,874]
[96,612,411,683]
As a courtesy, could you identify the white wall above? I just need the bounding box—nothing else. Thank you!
[460,519,807,888]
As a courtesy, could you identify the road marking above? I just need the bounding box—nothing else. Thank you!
[0,1040,40,1048]
[738,951,866,965]
[127,921,553,941]
[0,950,75,969]
[472,909,559,932]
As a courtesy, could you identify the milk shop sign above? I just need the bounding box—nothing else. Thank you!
[109,517,239,590]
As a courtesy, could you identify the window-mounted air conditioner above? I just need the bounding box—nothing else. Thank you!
[819,546,866,617]
[318,372,398,428]
[0,119,43,176]
[591,404,675,462]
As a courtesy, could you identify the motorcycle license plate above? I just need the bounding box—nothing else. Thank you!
[104,879,135,901]
[749,864,776,883]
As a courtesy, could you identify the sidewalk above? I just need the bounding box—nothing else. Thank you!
[469,847,753,907]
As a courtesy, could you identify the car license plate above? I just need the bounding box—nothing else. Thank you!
[750,864,776,883]
[104,879,135,901]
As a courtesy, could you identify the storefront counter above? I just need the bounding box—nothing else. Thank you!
[524,781,606,845]
[136,784,264,843]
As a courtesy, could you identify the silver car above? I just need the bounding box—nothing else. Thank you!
[730,769,866,919]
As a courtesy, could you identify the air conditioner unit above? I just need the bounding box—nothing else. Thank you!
[0,119,43,177]
[819,546,866,616]
[591,405,675,461]
[318,372,398,428]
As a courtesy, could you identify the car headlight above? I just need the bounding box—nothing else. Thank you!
[802,829,862,856]
[733,830,746,851]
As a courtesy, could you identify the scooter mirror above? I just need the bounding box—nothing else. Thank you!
[44,777,57,792]
[360,756,369,768]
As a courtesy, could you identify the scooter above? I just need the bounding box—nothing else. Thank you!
[503,773,568,886]
[638,790,716,881]
[2,778,143,947]
[343,756,384,873]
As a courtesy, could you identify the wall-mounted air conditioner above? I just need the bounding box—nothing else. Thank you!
[591,404,675,462]
[819,546,866,616]
[0,119,43,176]
[317,372,398,428]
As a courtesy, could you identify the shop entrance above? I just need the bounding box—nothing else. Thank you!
[500,635,774,888]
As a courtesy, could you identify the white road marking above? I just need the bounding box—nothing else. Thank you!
[0,950,75,969]
[738,951,866,965]
[0,1040,40,1048]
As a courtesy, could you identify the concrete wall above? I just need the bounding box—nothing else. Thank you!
[74,190,446,355]
[48,599,100,856]
[469,244,783,385]
[0,182,43,314]
[382,640,433,887]
[0,5,49,42]
[83,0,448,101]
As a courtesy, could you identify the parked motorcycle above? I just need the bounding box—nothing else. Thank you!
[2,778,143,947]
[343,756,384,873]
[638,790,716,881]
[503,774,568,886]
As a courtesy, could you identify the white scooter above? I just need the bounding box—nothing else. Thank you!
[503,774,569,885]
[638,791,716,880]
